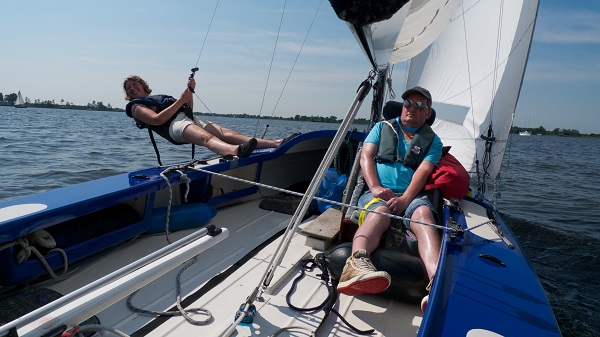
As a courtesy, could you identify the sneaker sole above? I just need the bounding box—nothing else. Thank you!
[421,294,429,312]
[337,275,391,296]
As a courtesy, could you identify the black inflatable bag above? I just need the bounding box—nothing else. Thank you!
[325,242,428,303]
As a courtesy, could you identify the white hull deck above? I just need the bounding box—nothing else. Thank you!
[26,197,422,337]
[136,201,423,337]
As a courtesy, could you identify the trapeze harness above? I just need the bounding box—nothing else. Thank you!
[125,94,196,165]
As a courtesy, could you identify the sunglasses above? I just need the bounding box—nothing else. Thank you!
[403,100,429,110]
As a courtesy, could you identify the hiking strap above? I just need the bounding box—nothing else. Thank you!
[148,128,163,166]
[147,128,195,167]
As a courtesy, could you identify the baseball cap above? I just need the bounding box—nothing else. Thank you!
[401,86,432,104]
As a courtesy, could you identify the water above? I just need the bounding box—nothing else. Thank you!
[498,135,600,336]
[1,106,598,336]
[0,107,353,199]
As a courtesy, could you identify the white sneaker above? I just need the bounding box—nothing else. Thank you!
[337,249,391,296]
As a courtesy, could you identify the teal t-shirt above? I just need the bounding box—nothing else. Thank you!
[364,117,442,193]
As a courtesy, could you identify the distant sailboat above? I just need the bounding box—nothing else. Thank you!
[15,91,27,108]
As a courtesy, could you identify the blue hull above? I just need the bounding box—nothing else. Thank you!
[420,198,561,336]
[0,130,343,286]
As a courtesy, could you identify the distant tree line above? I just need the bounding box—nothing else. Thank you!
[1,91,597,135]
[0,92,123,112]
[511,125,599,138]
[197,112,371,124]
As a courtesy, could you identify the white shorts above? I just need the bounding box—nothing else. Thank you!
[168,113,212,143]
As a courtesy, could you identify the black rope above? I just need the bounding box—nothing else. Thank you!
[286,254,374,335]
[287,258,332,312]
[334,130,355,175]
[479,123,496,195]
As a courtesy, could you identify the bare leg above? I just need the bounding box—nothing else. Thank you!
[181,124,239,156]
[204,123,282,149]
[409,206,441,280]
[352,206,392,255]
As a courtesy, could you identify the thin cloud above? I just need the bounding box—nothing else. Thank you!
[278,40,362,58]
[535,8,600,44]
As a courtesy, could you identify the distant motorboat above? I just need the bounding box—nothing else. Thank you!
[519,130,531,136]
[15,90,27,108]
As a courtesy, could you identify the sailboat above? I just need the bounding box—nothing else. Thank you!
[14,90,27,108]
[0,1,561,337]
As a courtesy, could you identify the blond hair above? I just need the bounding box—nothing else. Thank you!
[123,75,152,101]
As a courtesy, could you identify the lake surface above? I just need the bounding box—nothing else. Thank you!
[1,106,598,336]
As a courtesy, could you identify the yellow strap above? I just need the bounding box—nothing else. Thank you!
[358,197,382,226]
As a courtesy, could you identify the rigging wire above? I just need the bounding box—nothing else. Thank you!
[253,0,288,138]
[189,165,452,233]
[189,0,221,114]
[476,1,505,202]
[490,0,505,124]
[254,0,324,139]
[459,3,478,159]
[268,0,324,118]
[486,0,506,205]
[194,0,221,69]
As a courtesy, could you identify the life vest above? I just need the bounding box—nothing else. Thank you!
[373,118,435,170]
[125,94,194,145]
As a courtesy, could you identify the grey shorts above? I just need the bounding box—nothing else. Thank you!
[169,113,212,143]
[357,190,436,230]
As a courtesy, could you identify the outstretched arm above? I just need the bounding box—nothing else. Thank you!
[132,79,194,126]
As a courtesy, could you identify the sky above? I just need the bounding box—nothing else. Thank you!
[1,0,599,134]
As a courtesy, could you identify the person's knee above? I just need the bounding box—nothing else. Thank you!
[412,205,435,222]
[362,206,392,229]
[184,125,213,145]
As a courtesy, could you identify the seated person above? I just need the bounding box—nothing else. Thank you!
[123,75,295,158]
[337,86,442,312]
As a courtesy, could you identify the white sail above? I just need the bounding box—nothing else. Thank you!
[406,0,538,181]
[389,0,463,64]
[344,0,462,69]
[15,90,26,107]
[336,0,537,182]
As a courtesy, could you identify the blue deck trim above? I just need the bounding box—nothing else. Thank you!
[419,198,561,336]
[0,173,165,242]
[0,129,357,243]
